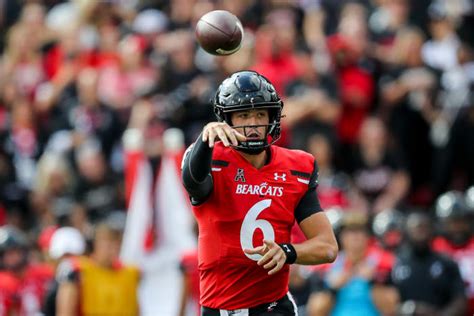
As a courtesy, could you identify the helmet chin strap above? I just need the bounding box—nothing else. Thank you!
[234,139,268,155]
[230,124,270,154]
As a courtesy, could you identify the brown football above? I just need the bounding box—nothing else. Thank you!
[195,10,243,56]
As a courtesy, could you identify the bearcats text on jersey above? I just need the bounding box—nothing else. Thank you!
[235,182,284,197]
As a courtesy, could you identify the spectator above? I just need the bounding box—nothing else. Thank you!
[3,98,45,189]
[33,153,75,226]
[369,0,410,47]
[98,34,158,112]
[283,49,341,150]
[0,3,49,100]
[67,67,123,159]
[307,212,398,316]
[327,3,375,153]
[422,2,461,73]
[448,101,474,189]
[42,226,86,316]
[56,221,140,316]
[348,117,410,214]
[73,140,124,221]
[306,133,353,211]
[392,212,467,316]
[121,99,196,316]
[379,26,438,203]
[252,8,302,95]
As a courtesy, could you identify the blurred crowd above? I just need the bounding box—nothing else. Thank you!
[0,0,473,315]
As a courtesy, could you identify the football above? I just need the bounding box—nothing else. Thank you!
[195,10,243,56]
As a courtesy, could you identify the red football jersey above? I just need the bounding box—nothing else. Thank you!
[0,264,54,316]
[192,143,317,310]
[432,237,474,315]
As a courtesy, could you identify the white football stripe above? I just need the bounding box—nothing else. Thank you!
[297,178,309,184]
[212,168,222,172]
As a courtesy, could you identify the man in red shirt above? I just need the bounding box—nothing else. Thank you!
[182,71,338,315]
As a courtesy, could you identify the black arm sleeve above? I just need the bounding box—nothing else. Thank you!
[294,160,323,223]
[181,133,214,204]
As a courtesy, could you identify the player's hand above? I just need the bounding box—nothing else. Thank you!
[244,240,286,275]
[202,122,246,148]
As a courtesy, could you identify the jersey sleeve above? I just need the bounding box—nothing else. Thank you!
[181,134,214,205]
[294,159,323,223]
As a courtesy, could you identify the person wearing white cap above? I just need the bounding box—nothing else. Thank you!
[56,222,140,316]
[49,227,86,260]
[43,227,86,316]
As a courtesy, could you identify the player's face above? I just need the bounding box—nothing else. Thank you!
[231,109,269,140]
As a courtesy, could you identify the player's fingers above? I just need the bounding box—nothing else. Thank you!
[263,239,277,248]
[263,258,278,269]
[268,259,285,275]
[203,123,218,142]
[233,129,247,141]
[263,250,284,269]
[216,128,230,147]
[208,128,217,148]
[244,245,266,255]
[223,128,239,146]
[257,248,278,266]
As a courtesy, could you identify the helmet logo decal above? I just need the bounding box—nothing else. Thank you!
[234,168,246,183]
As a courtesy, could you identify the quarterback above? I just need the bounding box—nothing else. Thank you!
[182,71,338,316]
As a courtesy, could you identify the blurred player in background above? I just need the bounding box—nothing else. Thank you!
[432,191,474,315]
[182,70,338,316]
[0,225,53,316]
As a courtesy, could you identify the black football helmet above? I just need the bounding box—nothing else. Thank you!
[0,225,29,270]
[372,208,405,238]
[372,208,404,250]
[435,190,472,246]
[213,71,283,154]
[465,186,474,212]
[0,225,29,253]
[435,191,468,220]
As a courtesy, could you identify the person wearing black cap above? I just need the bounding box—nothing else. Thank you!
[422,1,461,72]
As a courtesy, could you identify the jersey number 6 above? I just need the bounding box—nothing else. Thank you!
[240,199,275,261]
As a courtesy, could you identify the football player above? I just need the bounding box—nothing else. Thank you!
[182,71,338,316]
